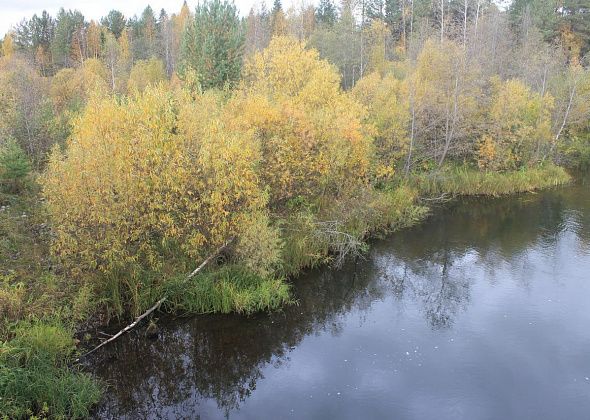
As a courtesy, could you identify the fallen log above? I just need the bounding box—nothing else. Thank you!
[76,238,235,362]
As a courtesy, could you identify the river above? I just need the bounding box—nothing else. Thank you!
[90,179,590,419]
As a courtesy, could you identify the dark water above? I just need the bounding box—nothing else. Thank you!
[90,181,590,420]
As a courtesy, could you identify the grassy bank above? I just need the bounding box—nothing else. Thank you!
[280,186,428,276]
[163,266,292,315]
[414,164,572,197]
[0,322,102,419]
[0,164,573,417]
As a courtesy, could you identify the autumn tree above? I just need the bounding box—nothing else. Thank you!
[478,78,554,170]
[352,70,410,177]
[86,21,102,59]
[0,57,55,165]
[1,32,15,58]
[169,1,192,73]
[413,39,481,166]
[50,59,110,113]
[127,58,167,93]
[234,36,372,205]
[271,0,289,36]
[43,86,278,312]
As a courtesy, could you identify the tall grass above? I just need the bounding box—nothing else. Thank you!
[0,321,102,419]
[415,164,571,197]
[162,265,292,315]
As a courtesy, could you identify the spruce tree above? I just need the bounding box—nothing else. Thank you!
[180,0,245,90]
[0,139,31,194]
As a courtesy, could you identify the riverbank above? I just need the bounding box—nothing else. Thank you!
[88,174,590,419]
[414,164,572,197]
[0,164,572,417]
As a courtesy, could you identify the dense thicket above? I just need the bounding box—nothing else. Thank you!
[0,0,588,303]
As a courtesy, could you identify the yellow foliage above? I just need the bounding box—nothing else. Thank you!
[237,36,372,204]
[560,24,583,65]
[43,87,270,276]
[486,78,554,169]
[476,135,497,170]
[1,32,14,58]
[50,59,110,113]
[352,71,410,168]
[366,20,393,75]
[86,21,102,59]
[119,29,131,63]
[127,58,167,93]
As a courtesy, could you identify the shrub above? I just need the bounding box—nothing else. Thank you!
[233,36,372,207]
[127,58,167,93]
[43,87,276,314]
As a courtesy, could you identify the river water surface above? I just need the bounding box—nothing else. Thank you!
[90,180,590,419]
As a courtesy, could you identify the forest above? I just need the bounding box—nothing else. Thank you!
[0,0,589,417]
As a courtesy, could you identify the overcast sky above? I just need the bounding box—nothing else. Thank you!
[0,0,300,36]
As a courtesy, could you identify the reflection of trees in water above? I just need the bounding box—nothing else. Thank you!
[372,184,590,330]
[376,246,471,330]
[91,261,388,418]
[90,185,589,418]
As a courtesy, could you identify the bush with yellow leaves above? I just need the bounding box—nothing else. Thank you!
[127,57,168,93]
[231,36,372,207]
[43,87,275,308]
[352,71,410,179]
[480,78,554,170]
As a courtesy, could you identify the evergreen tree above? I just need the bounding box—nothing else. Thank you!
[273,0,283,14]
[316,0,338,26]
[180,0,245,89]
[367,0,386,22]
[13,10,55,69]
[51,9,85,69]
[0,138,31,194]
[101,10,126,39]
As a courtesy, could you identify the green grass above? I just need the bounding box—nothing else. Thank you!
[162,265,292,315]
[414,164,571,197]
[0,183,103,419]
[0,321,102,419]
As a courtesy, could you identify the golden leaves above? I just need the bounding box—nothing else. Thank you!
[238,36,372,204]
[43,85,267,274]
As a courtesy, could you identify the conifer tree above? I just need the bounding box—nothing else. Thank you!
[180,0,245,89]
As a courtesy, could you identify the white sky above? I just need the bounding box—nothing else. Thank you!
[0,0,300,36]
